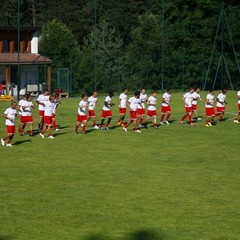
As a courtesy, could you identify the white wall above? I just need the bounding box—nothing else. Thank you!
[31,32,39,54]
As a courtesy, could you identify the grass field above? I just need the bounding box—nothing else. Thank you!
[0,90,240,240]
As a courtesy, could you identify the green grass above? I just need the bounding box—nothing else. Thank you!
[0,90,240,240]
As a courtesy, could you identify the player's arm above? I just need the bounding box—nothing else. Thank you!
[162,97,169,105]
[182,96,187,106]
[3,113,13,121]
[36,99,45,106]
[199,97,205,103]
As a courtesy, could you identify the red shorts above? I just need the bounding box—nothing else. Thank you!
[6,125,15,134]
[185,107,192,114]
[21,116,33,124]
[147,110,157,117]
[137,108,145,115]
[88,110,96,117]
[101,110,112,119]
[44,116,53,125]
[39,110,44,117]
[77,114,87,122]
[238,103,240,112]
[161,105,171,113]
[119,108,126,115]
[130,111,137,120]
[192,104,197,111]
[206,107,215,117]
[217,106,225,113]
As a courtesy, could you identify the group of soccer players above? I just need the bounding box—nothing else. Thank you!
[74,86,240,134]
[1,88,60,146]
[1,86,240,146]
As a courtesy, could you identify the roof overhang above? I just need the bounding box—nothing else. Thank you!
[0,53,52,65]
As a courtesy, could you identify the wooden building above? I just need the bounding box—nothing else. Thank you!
[0,27,52,97]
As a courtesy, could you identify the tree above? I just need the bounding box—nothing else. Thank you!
[78,19,124,92]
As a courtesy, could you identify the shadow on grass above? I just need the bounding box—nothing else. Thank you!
[0,235,13,240]
[84,229,168,240]
[52,132,68,137]
[127,229,167,240]
[14,139,32,145]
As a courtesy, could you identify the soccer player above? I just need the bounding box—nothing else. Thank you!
[192,87,204,121]
[205,89,215,127]
[99,91,115,130]
[1,101,18,147]
[18,94,27,135]
[40,95,56,139]
[75,93,88,134]
[36,88,49,131]
[180,87,194,126]
[160,88,172,125]
[137,88,148,127]
[216,88,227,122]
[18,93,36,136]
[145,91,158,128]
[117,87,128,126]
[87,91,99,129]
[123,91,143,133]
[52,92,60,132]
[233,90,240,123]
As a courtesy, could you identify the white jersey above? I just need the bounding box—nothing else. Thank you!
[237,91,240,104]
[88,96,97,111]
[206,94,214,108]
[102,96,112,111]
[37,94,49,111]
[18,99,26,115]
[21,101,33,116]
[128,97,141,111]
[162,92,171,106]
[217,93,226,107]
[119,93,127,108]
[4,107,17,126]
[78,100,87,116]
[44,101,55,116]
[183,92,193,107]
[138,93,147,109]
[192,92,200,105]
[148,96,157,111]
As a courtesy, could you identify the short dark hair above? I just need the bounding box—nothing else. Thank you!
[81,93,87,99]
[135,90,140,97]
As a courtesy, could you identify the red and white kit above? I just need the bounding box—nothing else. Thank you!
[147,95,157,117]
[192,91,201,111]
[21,100,34,123]
[4,107,17,134]
[88,96,97,117]
[101,96,112,119]
[77,100,88,122]
[183,92,193,113]
[205,93,215,117]
[216,93,226,113]
[128,96,141,120]
[119,92,127,114]
[37,94,49,116]
[137,92,147,115]
[237,91,240,111]
[44,100,55,125]
[161,92,171,113]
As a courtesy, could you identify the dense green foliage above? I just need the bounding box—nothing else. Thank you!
[1,0,240,92]
[0,91,240,239]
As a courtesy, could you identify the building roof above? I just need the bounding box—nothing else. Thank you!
[0,53,52,65]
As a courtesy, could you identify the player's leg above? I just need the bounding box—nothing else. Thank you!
[153,115,157,128]
[165,110,171,124]
[82,119,87,133]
